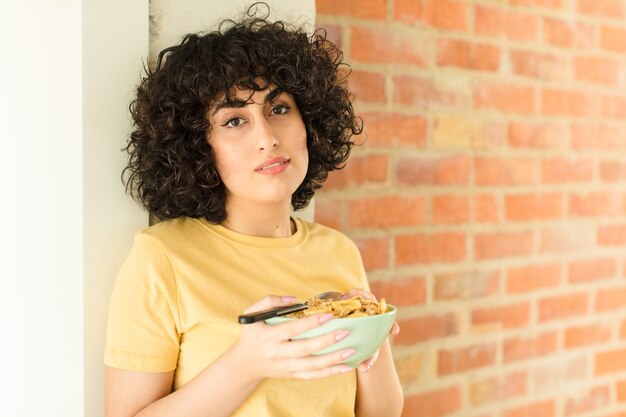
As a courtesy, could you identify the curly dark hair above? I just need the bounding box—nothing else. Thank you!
[123,3,362,223]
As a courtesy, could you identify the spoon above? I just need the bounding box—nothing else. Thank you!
[238,291,343,324]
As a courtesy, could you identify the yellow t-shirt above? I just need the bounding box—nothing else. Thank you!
[105,216,368,416]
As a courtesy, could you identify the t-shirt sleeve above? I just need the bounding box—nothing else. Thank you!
[104,232,181,372]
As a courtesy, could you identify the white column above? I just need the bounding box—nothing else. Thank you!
[0,1,84,416]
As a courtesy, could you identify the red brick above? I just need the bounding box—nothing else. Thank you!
[324,153,388,190]
[318,24,342,50]
[438,343,497,375]
[317,0,387,20]
[617,380,626,402]
[402,385,462,417]
[474,156,538,186]
[394,0,467,31]
[541,157,593,184]
[346,70,386,104]
[474,5,538,43]
[393,74,466,108]
[598,224,626,246]
[361,112,428,148]
[314,198,341,230]
[600,161,626,182]
[474,193,501,223]
[433,115,506,149]
[532,356,588,392]
[569,191,622,218]
[469,371,527,406]
[577,0,624,17]
[509,0,565,8]
[565,323,612,349]
[569,257,617,283]
[395,313,458,345]
[505,192,564,221]
[601,25,626,53]
[503,400,556,417]
[596,287,626,312]
[504,331,558,363]
[434,270,500,301]
[369,276,426,307]
[351,26,427,66]
[396,154,470,186]
[542,88,594,116]
[539,224,596,254]
[506,263,562,294]
[538,292,588,322]
[620,319,626,339]
[596,348,626,375]
[510,49,567,81]
[396,232,467,265]
[436,39,501,71]
[574,56,622,86]
[474,81,536,114]
[602,95,626,119]
[433,194,470,224]
[354,236,389,271]
[542,17,596,49]
[347,195,426,229]
[571,123,626,151]
[474,231,534,260]
[508,121,568,150]
[472,302,531,330]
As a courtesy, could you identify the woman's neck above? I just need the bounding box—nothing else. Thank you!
[221,201,295,238]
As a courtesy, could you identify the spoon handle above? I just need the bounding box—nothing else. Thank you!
[238,303,308,324]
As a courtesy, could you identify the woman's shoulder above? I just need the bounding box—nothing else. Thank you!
[297,217,358,248]
[135,217,209,247]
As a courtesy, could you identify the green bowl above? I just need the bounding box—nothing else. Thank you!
[266,304,397,368]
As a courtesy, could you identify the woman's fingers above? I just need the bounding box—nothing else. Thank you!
[340,288,376,301]
[269,312,334,340]
[357,348,380,373]
[390,321,400,336]
[242,294,297,314]
[282,347,355,377]
[280,328,350,357]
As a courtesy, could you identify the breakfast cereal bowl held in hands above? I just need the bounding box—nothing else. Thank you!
[265,297,397,368]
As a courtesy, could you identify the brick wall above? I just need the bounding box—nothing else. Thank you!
[314,1,626,416]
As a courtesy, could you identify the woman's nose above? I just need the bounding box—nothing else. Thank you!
[256,117,278,150]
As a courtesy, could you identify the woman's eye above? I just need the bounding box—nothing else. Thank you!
[223,117,245,128]
[270,104,290,116]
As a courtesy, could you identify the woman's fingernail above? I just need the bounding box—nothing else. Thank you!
[360,362,373,372]
[342,349,355,359]
[335,330,350,341]
[281,296,296,302]
[319,313,334,324]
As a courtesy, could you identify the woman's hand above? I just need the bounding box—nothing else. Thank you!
[232,295,355,381]
[340,288,400,373]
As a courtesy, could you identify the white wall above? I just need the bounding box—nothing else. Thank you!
[0,1,84,415]
[82,1,149,416]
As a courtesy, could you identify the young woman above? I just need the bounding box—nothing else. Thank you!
[105,5,403,417]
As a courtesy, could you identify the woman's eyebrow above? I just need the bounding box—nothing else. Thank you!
[211,89,285,116]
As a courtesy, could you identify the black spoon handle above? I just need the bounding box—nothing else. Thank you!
[238,303,308,324]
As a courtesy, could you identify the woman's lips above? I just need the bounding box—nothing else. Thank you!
[255,157,290,175]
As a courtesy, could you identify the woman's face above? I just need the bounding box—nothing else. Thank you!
[207,85,308,209]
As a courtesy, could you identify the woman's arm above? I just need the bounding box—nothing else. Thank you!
[105,345,263,417]
[340,288,404,417]
[105,295,356,417]
[355,340,404,417]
